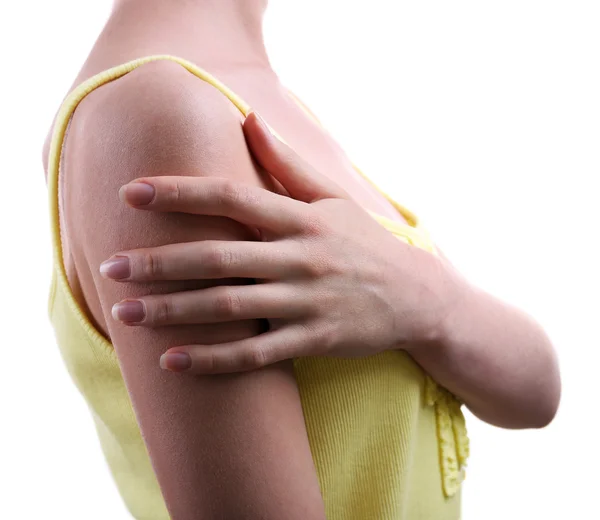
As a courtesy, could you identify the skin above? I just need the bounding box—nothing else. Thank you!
[46,54,328,520]
[105,113,562,429]
[43,0,403,222]
[43,0,561,515]
[106,112,459,366]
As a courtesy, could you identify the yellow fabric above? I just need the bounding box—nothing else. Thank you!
[47,54,469,519]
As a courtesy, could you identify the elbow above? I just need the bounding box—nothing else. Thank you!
[527,401,559,430]
[522,354,562,429]
[534,338,562,429]
[471,355,562,430]
[515,325,562,429]
[531,372,561,429]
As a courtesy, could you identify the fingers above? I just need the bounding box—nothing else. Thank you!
[111,283,309,326]
[243,111,350,202]
[159,323,322,374]
[100,240,307,282]
[119,176,309,235]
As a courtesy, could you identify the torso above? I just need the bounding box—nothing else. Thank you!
[44,54,467,520]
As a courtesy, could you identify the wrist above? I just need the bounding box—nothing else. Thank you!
[393,248,474,352]
[403,280,475,389]
[436,280,476,347]
[417,277,476,353]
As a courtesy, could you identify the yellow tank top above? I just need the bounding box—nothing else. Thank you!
[47,55,469,520]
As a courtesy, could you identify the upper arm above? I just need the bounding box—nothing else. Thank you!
[64,61,324,519]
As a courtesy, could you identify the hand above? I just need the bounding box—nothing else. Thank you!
[100,112,460,374]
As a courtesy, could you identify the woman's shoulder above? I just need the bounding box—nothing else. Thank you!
[49,57,271,336]
[42,57,245,178]
[75,59,244,152]
[60,57,273,229]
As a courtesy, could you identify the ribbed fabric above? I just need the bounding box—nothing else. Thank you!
[47,55,468,519]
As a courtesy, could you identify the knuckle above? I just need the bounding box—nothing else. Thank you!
[278,145,302,169]
[219,179,258,210]
[204,245,233,276]
[317,321,339,352]
[297,240,336,278]
[218,179,242,208]
[302,211,328,236]
[203,350,217,374]
[213,287,241,319]
[303,251,334,278]
[164,179,182,203]
[153,297,174,325]
[243,345,267,370]
[140,251,162,279]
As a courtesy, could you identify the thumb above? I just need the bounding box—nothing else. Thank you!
[243,111,350,203]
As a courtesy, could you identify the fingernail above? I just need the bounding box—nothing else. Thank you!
[100,256,130,279]
[253,111,267,127]
[160,352,192,372]
[251,111,272,135]
[257,114,286,144]
[112,300,145,323]
[119,182,155,205]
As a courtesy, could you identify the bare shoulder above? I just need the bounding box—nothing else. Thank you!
[42,60,238,176]
[68,59,268,187]
[60,59,268,336]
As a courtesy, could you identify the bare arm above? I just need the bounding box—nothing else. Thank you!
[71,80,560,433]
[409,247,561,429]
[64,61,325,519]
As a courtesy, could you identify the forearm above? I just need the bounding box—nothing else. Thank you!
[408,282,561,429]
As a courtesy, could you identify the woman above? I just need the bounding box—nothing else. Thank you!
[43,0,561,518]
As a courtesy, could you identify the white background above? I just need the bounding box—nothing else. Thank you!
[1,1,598,518]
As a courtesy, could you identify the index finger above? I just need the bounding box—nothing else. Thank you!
[119,176,311,235]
